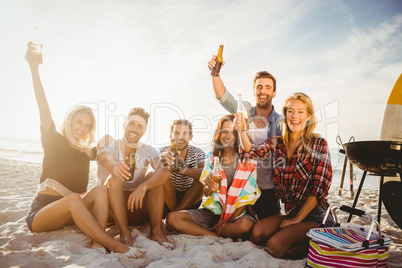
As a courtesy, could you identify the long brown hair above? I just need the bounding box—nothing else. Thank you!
[212,115,239,157]
[282,92,319,159]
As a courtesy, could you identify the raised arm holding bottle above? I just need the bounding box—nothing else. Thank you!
[24,42,145,258]
[207,47,282,221]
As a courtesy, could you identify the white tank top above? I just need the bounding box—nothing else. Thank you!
[248,121,274,189]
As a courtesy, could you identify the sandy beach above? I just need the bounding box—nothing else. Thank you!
[0,157,401,268]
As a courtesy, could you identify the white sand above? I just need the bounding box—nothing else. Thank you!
[0,157,401,268]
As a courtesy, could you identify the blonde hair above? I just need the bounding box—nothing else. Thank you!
[60,105,96,157]
[282,92,319,159]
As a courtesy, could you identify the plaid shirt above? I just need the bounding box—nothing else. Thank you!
[240,136,332,215]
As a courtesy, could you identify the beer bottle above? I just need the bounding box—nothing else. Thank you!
[170,139,180,172]
[237,94,249,131]
[212,157,222,193]
[211,44,224,77]
[125,144,137,181]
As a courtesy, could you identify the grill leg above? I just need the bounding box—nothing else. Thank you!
[347,170,367,222]
[339,156,348,196]
[349,162,354,200]
[378,175,384,224]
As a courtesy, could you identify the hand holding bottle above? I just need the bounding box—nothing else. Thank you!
[203,173,218,195]
[160,147,181,172]
[25,41,43,66]
[208,55,225,73]
[233,113,243,132]
[236,94,249,131]
[211,157,222,193]
[97,134,114,154]
[125,145,137,181]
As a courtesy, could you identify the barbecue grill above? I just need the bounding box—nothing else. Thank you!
[343,140,402,224]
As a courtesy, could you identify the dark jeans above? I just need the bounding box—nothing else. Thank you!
[252,188,281,221]
[163,189,202,218]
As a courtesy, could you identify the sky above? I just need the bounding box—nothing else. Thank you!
[0,0,401,151]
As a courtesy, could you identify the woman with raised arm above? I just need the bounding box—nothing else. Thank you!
[166,115,260,239]
[236,92,334,259]
[24,42,144,258]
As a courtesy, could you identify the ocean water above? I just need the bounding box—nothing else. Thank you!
[0,138,44,163]
[0,137,379,189]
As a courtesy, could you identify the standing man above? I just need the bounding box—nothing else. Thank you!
[97,107,173,249]
[159,119,205,214]
[208,56,282,221]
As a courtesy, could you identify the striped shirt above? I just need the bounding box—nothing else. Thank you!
[159,145,206,192]
[240,136,332,215]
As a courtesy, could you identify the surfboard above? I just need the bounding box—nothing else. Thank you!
[379,73,402,186]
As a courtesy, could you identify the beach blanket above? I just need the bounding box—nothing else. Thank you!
[200,152,260,222]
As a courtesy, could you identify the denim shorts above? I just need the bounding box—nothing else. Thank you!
[186,207,257,231]
[26,194,63,231]
[287,205,335,227]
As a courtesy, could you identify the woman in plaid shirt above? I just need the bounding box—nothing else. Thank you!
[236,92,334,259]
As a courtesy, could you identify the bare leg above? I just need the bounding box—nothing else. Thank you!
[107,175,133,246]
[31,193,144,257]
[146,185,172,246]
[82,185,109,249]
[219,217,254,238]
[250,215,285,246]
[175,179,203,211]
[163,178,177,211]
[166,211,218,237]
[265,221,318,259]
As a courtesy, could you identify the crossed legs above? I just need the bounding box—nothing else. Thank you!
[250,215,317,259]
[166,210,254,238]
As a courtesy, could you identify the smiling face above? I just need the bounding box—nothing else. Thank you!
[253,78,276,108]
[170,124,192,151]
[285,99,310,134]
[70,111,93,141]
[219,121,236,148]
[124,119,146,144]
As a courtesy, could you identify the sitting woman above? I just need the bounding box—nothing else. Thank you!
[236,92,334,259]
[24,42,144,258]
[166,114,260,238]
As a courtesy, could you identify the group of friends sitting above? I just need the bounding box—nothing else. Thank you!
[24,42,334,260]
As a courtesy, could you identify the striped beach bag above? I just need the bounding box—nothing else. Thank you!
[306,205,392,268]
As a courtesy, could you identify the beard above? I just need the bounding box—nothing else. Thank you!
[255,94,273,109]
[256,99,271,109]
[176,140,189,151]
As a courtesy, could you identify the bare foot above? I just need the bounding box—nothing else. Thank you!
[114,234,133,246]
[94,247,108,254]
[112,244,146,259]
[161,241,175,250]
[120,236,134,246]
[150,233,175,250]
[91,241,106,250]
[123,247,146,258]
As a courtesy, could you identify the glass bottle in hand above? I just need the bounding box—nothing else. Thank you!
[211,44,224,77]
[237,94,249,131]
[125,144,137,181]
[212,157,222,193]
[170,139,180,172]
